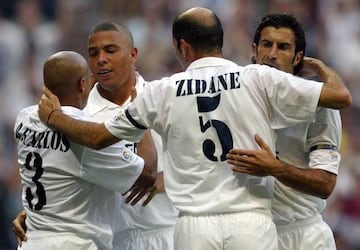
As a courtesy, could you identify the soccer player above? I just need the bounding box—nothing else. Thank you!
[14,51,156,249]
[13,22,178,250]
[37,7,351,250]
[84,22,178,250]
[227,13,341,249]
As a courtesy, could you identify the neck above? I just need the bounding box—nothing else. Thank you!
[97,81,135,106]
[185,51,223,67]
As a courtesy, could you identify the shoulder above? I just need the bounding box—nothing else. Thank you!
[16,105,37,120]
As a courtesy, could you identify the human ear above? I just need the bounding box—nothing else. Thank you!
[293,51,303,67]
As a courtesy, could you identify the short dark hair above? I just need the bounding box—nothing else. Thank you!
[90,22,134,46]
[253,13,306,74]
[172,11,223,53]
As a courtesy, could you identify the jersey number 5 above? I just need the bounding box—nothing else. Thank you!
[197,94,233,162]
[25,152,46,211]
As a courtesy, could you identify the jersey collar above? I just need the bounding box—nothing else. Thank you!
[186,57,236,71]
[84,72,147,117]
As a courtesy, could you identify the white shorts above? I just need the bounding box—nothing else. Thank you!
[174,211,278,250]
[276,214,336,250]
[18,232,99,250]
[113,226,175,250]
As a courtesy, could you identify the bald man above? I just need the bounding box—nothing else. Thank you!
[38,8,351,250]
[14,51,156,250]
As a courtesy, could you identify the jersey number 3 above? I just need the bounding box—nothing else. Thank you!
[197,94,233,162]
[25,152,46,211]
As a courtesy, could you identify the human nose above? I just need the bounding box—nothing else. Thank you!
[268,45,278,59]
[97,51,107,65]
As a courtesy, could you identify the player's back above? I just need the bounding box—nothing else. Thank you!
[14,105,114,250]
[161,60,277,215]
[126,57,322,216]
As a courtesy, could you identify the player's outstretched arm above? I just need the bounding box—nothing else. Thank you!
[38,87,119,149]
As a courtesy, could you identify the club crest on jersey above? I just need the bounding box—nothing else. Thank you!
[121,148,133,162]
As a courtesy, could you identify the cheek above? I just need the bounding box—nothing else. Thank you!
[88,60,97,72]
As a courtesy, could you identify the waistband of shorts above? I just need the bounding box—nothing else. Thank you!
[119,225,175,237]
[179,209,272,218]
[26,231,83,240]
[276,214,323,233]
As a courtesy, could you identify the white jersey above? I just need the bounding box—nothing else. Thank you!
[105,57,323,215]
[272,107,342,224]
[14,105,144,250]
[84,73,178,237]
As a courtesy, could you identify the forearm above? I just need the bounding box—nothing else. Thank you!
[48,110,119,149]
[273,160,336,199]
[315,61,352,109]
[136,129,158,175]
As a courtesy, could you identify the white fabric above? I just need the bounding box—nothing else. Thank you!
[18,232,98,250]
[272,107,342,224]
[85,73,178,249]
[113,226,174,250]
[277,214,336,250]
[174,212,277,250]
[14,105,144,250]
[105,57,322,216]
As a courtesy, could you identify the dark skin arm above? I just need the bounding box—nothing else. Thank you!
[124,129,158,206]
[142,172,166,206]
[226,134,336,199]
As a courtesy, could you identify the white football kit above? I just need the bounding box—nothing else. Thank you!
[104,57,323,250]
[273,107,341,250]
[84,73,178,250]
[14,106,144,250]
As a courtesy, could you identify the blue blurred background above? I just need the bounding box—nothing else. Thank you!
[1,0,359,249]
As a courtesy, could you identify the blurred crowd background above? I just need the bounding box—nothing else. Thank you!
[0,0,359,249]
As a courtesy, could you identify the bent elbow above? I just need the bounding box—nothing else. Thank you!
[333,90,352,109]
[320,183,336,199]
[342,92,352,108]
[319,191,331,199]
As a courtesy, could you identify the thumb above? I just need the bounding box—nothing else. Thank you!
[254,134,271,152]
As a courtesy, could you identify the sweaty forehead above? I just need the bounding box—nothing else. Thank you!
[260,26,296,45]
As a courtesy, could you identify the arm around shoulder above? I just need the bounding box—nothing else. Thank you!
[47,110,119,149]
[303,57,352,109]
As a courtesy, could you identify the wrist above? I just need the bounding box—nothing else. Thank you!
[47,109,62,126]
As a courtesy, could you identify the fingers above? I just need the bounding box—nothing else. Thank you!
[124,187,149,206]
[12,227,27,247]
[123,184,159,207]
[231,166,253,174]
[254,134,271,152]
[130,87,137,102]
[43,87,56,99]
[142,187,157,207]
[12,212,27,247]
